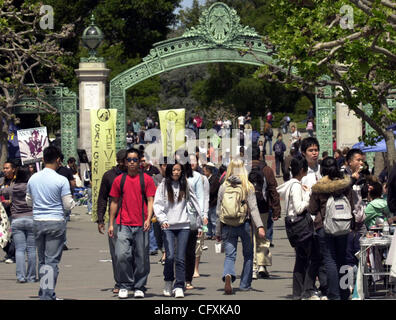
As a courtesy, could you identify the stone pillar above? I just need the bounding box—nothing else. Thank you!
[75,62,109,161]
[336,102,362,150]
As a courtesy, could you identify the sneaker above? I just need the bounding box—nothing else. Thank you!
[163,281,172,297]
[5,258,14,264]
[224,274,233,295]
[17,279,26,284]
[202,245,208,250]
[258,266,270,278]
[320,295,328,300]
[174,287,184,298]
[118,289,128,299]
[252,270,258,280]
[134,290,144,298]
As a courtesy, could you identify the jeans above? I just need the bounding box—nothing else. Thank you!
[12,217,37,282]
[34,220,66,300]
[149,223,159,252]
[222,221,253,290]
[266,210,273,243]
[207,206,217,238]
[163,229,190,289]
[317,227,349,300]
[275,154,284,176]
[86,187,92,213]
[264,136,272,155]
[115,225,150,291]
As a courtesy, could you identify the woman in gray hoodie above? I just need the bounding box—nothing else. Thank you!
[153,162,202,298]
[0,165,36,283]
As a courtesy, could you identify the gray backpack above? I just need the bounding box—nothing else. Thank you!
[324,195,353,236]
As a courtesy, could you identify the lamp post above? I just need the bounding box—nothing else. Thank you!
[81,15,104,62]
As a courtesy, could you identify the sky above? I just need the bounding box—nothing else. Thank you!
[176,0,205,12]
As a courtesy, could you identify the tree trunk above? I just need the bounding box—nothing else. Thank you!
[384,129,396,171]
[0,117,9,166]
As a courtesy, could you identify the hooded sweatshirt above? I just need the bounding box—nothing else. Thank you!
[308,175,354,230]
[215,175,264,237]
[277,178,310,217]
[364,198,391,228]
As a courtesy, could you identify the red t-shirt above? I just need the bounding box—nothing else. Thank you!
[109,173,156,226]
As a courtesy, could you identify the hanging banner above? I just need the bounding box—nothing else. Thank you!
[158,109,185,157]
[17,127,49,165]
[91,109,117,223]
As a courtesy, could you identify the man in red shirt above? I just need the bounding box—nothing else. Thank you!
[108,148,156,299]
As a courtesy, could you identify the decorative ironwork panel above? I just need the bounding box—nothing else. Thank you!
[13,85,78,162]
[109,2,275,151]
[315,81,334,157]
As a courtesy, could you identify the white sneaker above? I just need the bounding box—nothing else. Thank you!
[174,287,184,298]
[252,270,258,280]
[308,294,321,300]
[320,295,328,300]
[5,258,14,264]
[118,289,128,299]
[163,281,172,297]
[134,290,144,298]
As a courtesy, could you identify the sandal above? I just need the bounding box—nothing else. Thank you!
[186,282,194,290]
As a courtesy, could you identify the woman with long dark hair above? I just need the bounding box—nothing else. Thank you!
[153,162,202,298]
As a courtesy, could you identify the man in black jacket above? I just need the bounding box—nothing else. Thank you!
[96,149,128,294]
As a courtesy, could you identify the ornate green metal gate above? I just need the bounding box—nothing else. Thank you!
[109,1,334,154]
[14,86,78,163]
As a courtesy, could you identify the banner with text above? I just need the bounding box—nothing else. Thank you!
[90,109,117,223]
[158,109,185,158]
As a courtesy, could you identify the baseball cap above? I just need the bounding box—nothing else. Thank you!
[116,149,128,161]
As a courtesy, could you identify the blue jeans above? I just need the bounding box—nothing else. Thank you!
[86,187,92,213]
[115,225,150,291]
[222,221,253,290]
[163,229,190,289]
[149,223,158,252]
[317,227,349,300]
[34,220,66,300]
[12,217,37,282]
[207,206,217,238]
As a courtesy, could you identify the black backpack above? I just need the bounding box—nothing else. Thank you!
[248,166,268,212]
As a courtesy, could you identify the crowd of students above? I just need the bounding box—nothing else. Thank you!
[1,129,395,300]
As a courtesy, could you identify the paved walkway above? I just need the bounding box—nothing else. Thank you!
[0,193,296,300]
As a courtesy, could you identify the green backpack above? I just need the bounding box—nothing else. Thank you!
[220,181,248,227]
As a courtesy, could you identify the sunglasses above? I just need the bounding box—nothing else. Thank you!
[127,157,139,163]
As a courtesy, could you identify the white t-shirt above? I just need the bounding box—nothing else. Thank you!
[290,130,301,145]
[238,116,245,126]
[223,120,232,129]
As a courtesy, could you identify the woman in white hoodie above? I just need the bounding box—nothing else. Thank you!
[153,162,202,298]
[277,155,317,300]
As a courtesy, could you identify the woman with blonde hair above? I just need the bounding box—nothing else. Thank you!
[215,159,265,295]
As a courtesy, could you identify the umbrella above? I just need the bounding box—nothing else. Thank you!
[352,130,396,152]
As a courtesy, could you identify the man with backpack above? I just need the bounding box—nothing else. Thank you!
[108,148,156,299]
[250,146,281,279]
[273,133,287,177]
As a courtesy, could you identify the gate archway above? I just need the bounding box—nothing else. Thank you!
[109,2,334,154]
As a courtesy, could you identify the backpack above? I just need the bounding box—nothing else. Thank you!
[219,181,248,227]
[274,142,283,155]
[324,195,353,236]
[248,167,267,213]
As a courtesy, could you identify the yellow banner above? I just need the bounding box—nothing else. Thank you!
[90,109,117,223]
[158,109,185,157]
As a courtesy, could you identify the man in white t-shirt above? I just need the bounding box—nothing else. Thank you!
[290,125,301,148]
[300,137,327,300]
[237,115,245,130]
